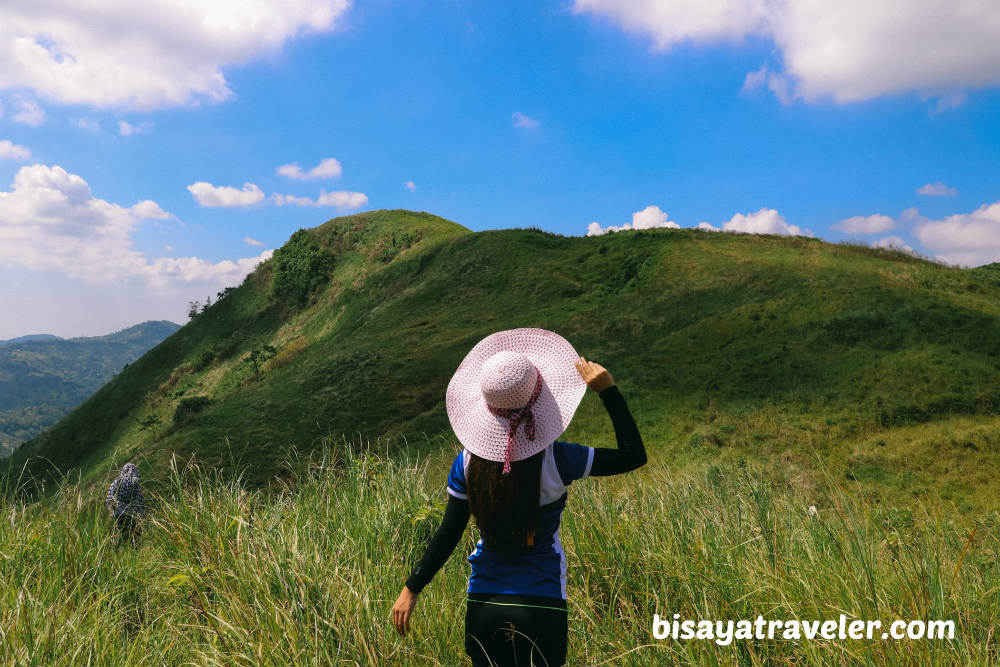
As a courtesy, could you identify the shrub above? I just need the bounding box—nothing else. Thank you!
[173,396,213,427]
[271,229,336,308]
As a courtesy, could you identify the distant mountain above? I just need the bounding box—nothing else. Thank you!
[0,334,62,347]
[0,321,180,448]
[8,209,1000,509]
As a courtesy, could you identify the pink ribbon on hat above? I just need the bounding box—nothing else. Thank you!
[486,372,543,474]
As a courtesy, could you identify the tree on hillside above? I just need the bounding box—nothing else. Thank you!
[244,344,278,382]
[187,301,201,320]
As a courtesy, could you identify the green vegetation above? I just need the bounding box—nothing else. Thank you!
[0,321,179,444]
[271,228,336,308]
[7,210,1000,516]
[4,208,1000,664]
[0,442,994,666]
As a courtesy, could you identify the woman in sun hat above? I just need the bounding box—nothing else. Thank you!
[391,327,647,666]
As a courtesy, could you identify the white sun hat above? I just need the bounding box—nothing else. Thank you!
[446,328,587,473]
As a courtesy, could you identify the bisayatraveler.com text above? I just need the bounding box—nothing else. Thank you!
[654,613,955,646]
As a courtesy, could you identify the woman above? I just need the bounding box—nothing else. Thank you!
[391,328,646,666]
[105,462,147,546]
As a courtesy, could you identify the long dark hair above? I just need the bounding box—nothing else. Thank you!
[467,450,543,552]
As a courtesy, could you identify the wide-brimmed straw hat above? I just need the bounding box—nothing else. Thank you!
[446,328,587,473]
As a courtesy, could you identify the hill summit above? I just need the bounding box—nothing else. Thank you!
[8,209,1000,507]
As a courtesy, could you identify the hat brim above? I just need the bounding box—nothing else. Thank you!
[446,328,587,462]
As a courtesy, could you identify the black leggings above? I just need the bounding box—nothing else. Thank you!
[465,593,568,667]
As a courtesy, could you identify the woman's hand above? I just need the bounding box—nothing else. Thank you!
[392,586,418,636]
[574,356,615,393]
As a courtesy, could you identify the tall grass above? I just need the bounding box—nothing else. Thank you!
[1,437,997,666]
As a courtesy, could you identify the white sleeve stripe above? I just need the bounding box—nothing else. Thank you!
[582,446,594,479]
[447,486,468,499]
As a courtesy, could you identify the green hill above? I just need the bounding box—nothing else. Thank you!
[0,321,180,443]
[7,209,1000,510]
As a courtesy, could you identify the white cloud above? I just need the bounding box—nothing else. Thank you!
[130,200,171,219]
[722,208,808,236]
[74,117,101,132]
[0,140,30,160]
[832,214,895,235]
[573,1,1000,105]
[271,190,368,211]
[512,112,540,129]
[164,244,174,252]
[741,65,793,105]
[697,221,720,231]
[276,157,342,180]
[0,1,351,110]
[118,120,152,136]
[913,200,1000,266]
[872,236,915,253]
[10,96,45,125]
[917,181,958,197]
[403,180,416,192]
[244,236,263,246]
[585,205,680,236]
[140,251,272,288]
[0,163,268,288]
[187,181,265,207]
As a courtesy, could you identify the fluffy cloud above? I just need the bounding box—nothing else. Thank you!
[917,181,958,197]
[130,200,171,219]
[0,164,271,290]
[586,205,809,236]
[586,205,680,235]
[244,236,263,246]
[512,112,540,129]
[276,157,343,180]
[10,96,45,125]
[140,251,272,288]
[118,120,152,136]
[0,140,30,160]
[832,214,895,235]
[0,1,350,110]
[403,180,416,192]
[573,1,1000,105]
[187,181,266,207]
[722,208,808,236]
[272,190,368,211]
[872,236,915,253]
[913,200,1000,267]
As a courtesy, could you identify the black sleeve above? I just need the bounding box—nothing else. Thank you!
[589,384,648,477]
[404,493,471,594]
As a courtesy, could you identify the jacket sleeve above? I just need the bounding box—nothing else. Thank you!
[589,385,648,477]
[405,493,471,594]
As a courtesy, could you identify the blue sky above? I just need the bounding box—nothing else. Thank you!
[2,0,999,338]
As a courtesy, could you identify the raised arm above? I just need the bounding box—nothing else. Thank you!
[392,493,471,636]
[574,356,647,477]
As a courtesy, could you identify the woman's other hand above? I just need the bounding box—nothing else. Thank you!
[574,356,615,393]
[392,586,418,636]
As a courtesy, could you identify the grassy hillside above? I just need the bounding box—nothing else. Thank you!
[0,320,180,443]
[0,444,994,666]
[7,209,1000,511]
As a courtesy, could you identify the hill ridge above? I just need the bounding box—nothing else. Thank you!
[8,209,1000,510]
